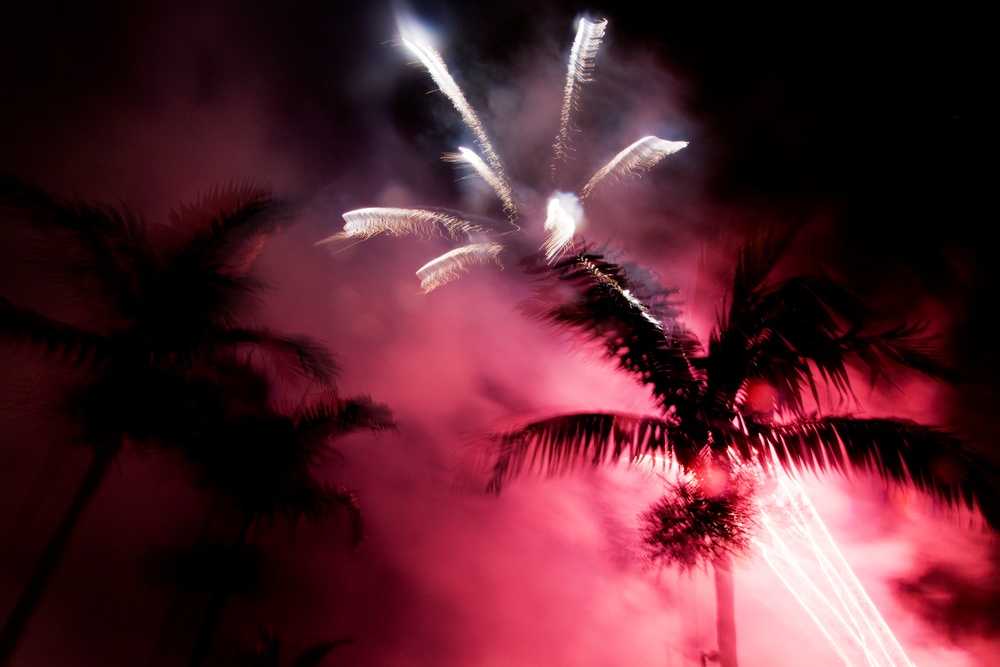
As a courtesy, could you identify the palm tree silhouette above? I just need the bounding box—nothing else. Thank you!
[483,226,1000,666]
[0,174,351,665]
[173,359,392,667]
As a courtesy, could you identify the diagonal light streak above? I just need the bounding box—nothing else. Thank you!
[755,467,914,666]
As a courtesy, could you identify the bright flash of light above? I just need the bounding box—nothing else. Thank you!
[755,468,915,667]
[416,242,505,293]
[552,17,608,173]
[316,207,487,246]
[400,37,515,219]
[542,193,583,261]
[580,136,689,200]
[444,147,517,217]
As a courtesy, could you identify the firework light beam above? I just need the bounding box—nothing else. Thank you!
[755,467,915,666]
[399,36,515,219]
[415,242,505,293]
[444,147,517,217]
[579,136,689,199]
[552,17,608,173]
[316,207,488,246]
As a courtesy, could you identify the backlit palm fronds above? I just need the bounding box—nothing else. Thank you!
[487,412,688,495]
[746,415,1000,526]
[530,244,705,414]
[0,295,106,365]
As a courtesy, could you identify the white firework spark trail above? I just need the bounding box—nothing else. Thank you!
[552,18,607,174]
[415,242,504,293]
[580,135,689,199]
[324,17,687,292]
[755,467,914,667]
[316,207,487,245]
[444,147,517,218]
[401,38,516,219]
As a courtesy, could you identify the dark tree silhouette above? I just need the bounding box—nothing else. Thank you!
[0,174,370,666]
[173,361,392,667]
[483,227,1000,666]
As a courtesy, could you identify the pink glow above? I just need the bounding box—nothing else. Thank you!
[0,3,997,666]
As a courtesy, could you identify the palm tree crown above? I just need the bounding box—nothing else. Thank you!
[487,229,999,536]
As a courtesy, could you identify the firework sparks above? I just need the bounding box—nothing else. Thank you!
[542,193,582,261]
[443,147,517,217]
[756,468,915,667]
[415,242,505,293]
[552,17,608,174]
[324,17,686,292]
[400,37,515,219]
[316,207,487,246]
[579,135,689,200]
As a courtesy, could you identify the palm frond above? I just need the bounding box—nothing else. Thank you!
[292,393,396,442]
[0,173,151,322]
[714,267,962,417]
[726,224,801,311]
[0,295,107,364]
[168,182,277,267]
[750,415,1000,529]
[219,328,342,385]
[839,323,964,386]
[536,244,705,413]
[486,412,691,494]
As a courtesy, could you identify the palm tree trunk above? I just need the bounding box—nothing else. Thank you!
[0,450,116,667]
[186,515,255,667]
[712,554,738,667]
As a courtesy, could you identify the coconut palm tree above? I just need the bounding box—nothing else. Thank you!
[0,174,345,665]
[483,227,1000,667]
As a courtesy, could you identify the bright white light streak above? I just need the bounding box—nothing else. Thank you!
[542,193,582,261]
[415,242,504,292]
[580,136,688,199]
[755,468,915,666]
[401,38,515,218]
[444,147,517,217]
[573,254,664,329]
[315,208,486,247]
[552,17,607,172]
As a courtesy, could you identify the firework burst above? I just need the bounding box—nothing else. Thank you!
[318,17,687,293]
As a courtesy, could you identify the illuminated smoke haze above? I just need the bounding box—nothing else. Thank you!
[1,1,997,666]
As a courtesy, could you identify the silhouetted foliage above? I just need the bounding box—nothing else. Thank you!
[0,174,393,666]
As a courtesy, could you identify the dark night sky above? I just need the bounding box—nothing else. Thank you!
[1,1,998,665]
